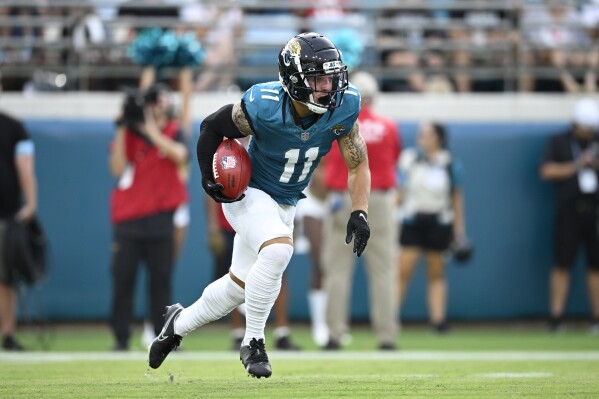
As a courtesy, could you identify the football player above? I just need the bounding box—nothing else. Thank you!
[149,32,371,378]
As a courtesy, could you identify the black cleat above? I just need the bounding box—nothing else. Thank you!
[240,338,272,378]
[548,317,565,334]
[2,336,25,351]
[430,322,451,335]
[231,336,243,351]
[323,339,340,350]
[378,342,398,351]
[275,335,301,351]
[148,303,183,369]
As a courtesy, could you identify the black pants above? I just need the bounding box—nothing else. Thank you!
[554,198,599,269]
[110,231,174,347]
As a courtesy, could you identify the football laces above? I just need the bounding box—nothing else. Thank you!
[212,152,220,180]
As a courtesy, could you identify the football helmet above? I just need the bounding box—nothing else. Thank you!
[278,32,349,114]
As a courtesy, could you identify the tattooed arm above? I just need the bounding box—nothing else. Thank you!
[231,101,255,137]
[338,121,370,213]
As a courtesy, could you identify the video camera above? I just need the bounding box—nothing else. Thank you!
[120,84,169,137]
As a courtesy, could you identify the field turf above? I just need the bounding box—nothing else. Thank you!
[1,322,598,398]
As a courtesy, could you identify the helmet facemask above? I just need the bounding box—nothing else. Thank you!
[288,64,348,114]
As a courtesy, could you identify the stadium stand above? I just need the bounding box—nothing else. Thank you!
[0,0,596,93]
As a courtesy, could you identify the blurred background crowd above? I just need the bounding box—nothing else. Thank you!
[2,0,599,94]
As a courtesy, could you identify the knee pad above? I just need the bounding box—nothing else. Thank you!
[257,243,294,278]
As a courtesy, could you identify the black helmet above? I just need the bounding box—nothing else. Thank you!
[278,32,348,114]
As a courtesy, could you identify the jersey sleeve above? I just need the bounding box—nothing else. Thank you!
[337,86,361,138]
[240,84,281,136]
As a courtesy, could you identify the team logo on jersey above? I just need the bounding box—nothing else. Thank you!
[300,132,310,141]
[330,124,346,135]
[221,156,237,169]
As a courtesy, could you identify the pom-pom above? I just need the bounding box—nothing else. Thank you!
[173,32,205,68]
[128,28,205,69]
[128,28,176,68]
[332,28,364,71]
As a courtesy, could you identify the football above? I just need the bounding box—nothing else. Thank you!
[212,138,252,200]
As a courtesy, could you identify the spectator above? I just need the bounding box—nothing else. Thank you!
[540,98,599,334]
[108,73,189,351]
[0,78,38,350]
[521,3,594,92]
[207,198,300,350]
[420,50,455,93]
[397,122,466,334]
[181,3,244,92]
[322,71,400,350]
[294,163,328,346]
[378,3,430,93]
[444,4,517,92]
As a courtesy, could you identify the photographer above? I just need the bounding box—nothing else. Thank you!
[108,80,188,351]
[540,98,599,334]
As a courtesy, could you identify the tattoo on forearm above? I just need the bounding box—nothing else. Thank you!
[341,123,367,168]
[232,102,253,136]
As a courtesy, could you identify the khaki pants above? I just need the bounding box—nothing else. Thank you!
[322,191,398,344]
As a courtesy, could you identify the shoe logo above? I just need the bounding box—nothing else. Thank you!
[156,334,169,342]
[359,213,367,222]
[249,89,254,102]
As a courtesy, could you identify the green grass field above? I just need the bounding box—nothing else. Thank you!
[1,322,599,398]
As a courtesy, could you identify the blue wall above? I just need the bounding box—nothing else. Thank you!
[22,119,591,321]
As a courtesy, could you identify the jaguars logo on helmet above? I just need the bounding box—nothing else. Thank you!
[278,32,349,114]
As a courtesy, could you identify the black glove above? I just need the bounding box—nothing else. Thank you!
[201,177,245,204]
[345,210,370,257]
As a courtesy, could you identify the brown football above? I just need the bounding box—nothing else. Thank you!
[212,138,252,200]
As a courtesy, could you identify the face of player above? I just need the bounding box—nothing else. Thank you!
[418,123,442,154]
[305,74,334,103]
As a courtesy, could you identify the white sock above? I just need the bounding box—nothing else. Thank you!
[175,274,245,336]
[308,290,327,327]
[243,243,293,346]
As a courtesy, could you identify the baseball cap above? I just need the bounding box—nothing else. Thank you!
[350,71,379,100]
[572,98,599,129]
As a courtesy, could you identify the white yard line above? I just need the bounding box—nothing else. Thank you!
[1,351,599,363]
[476,372,555,378]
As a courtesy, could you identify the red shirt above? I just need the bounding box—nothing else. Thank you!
[217,203,235,232]
[110,121,188,223]
[324,105,401,191]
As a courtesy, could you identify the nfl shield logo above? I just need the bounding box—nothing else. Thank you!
[221,156,237,169]
[300,132,310,141]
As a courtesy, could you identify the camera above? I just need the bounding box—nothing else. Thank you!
[122,89,145,133]
[120,84,169,137]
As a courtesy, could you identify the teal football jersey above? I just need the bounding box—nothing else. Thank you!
[242,81,361,205]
